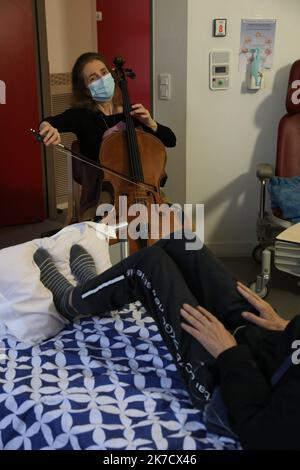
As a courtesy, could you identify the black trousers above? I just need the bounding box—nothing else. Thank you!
[71,234,256,407]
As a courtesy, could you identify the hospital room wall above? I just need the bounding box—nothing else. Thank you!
[44,0,97,74]
[152,0,188,206]
[186,0,300,256]
[42,0,300,257]
[153,0,300,256]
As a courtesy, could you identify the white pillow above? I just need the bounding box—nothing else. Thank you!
[0,222,114,345]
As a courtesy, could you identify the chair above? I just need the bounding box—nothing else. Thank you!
[65,141,128,260]
[251,60,300,297]
[64,141,106,225]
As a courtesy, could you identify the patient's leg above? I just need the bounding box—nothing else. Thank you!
[156,233,258,330]
[71,245,216,406]
[70,244,98,284]
[33,243,228,406]
[34,248,77,321]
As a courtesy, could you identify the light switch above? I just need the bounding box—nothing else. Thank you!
[159,73,171,100]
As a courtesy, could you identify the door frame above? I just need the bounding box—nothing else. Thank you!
[34,0,57,220]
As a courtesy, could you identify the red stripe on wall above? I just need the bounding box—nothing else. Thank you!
[96,0,151,111]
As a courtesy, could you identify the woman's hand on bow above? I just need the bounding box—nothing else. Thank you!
[39,121,61,146]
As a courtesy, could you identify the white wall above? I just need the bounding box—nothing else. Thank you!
[45,0,97,74]
[186,0,300,255]
[153,0,187,205]
[44,0,300,256]
[154,0,300,256]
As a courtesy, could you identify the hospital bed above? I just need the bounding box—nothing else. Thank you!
[0,224,240,451]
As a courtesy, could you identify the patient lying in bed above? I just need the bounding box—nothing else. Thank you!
[32,232,300,450]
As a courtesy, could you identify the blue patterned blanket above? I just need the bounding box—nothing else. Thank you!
[0,303,240,450]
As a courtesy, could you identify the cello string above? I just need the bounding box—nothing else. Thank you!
[120,73,144,205]
[114,61,144,191]
[126,91,143,182]
[122,78,144,182]
[121,81,137,181]
[121,78,141,204]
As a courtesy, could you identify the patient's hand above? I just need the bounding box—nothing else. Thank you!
[180,304,237,359]
[237,282,290,331]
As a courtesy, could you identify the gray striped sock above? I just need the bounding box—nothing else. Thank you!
[70,244,97,284]
[34,248,77,321]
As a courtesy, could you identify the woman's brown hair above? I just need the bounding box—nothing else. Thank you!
[71,52,120,111]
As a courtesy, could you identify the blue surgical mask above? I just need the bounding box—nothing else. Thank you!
[88,73,115,102]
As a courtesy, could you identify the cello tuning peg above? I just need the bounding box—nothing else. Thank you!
[125,68,136,79]
[113,56,125,68]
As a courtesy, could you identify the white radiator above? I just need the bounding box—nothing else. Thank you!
[50,84,75,210]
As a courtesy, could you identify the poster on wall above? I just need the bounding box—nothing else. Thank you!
[239,19,277,71]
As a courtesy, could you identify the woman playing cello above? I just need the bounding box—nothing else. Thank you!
[39,52,176,218]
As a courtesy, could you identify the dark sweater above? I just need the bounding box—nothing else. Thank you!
[217,315,300,450]
[44,107,176,161]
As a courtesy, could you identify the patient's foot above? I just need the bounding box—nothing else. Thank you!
[33,248,77,321]
[70,244,98,284]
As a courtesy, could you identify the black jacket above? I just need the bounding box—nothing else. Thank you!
[44,107,176,161]
[217,315,300,450]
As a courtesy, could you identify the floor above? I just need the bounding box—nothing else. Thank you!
[0,219,64,250]
[0,219,299,322]
[221,256,299,322]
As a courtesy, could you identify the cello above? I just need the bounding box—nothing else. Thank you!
[98,57,171,253]
[31,56,179,251]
